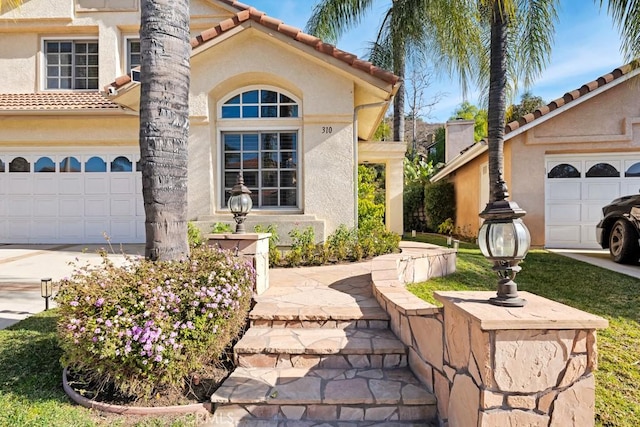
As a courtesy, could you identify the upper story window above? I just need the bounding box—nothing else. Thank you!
[222,89,299,119]
[45,40,98,90]
[127,39,141,72]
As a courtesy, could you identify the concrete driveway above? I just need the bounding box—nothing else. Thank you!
[0,244,145,329]
[549,248,640,279]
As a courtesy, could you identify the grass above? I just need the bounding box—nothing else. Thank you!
[0,311,199,427]
[406,233,640,427]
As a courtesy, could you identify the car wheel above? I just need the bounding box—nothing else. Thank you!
[609,219,640,264]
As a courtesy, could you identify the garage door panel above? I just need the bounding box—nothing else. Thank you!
[547,204,581,222]
[0,175,6,195]
[59,219,84,241]
[546,225,581,242]
[85,219,109,242]
[5,219,29,240]
[86,198,109,217]
[85,175,108,194]
[7,197,31,216]
[584,203,606,222]
[622,179,640,196]
[110,175,134,194]
[136,198,144,216]
[59,175,84,195]
[59,198,84,217]
[33,197,58,216]
[8,175,32,194]
[111,198,134,216]
[547,182,581,200]
[32,219,57,240]
[584,182,621,200]
[110,219,135,241]
[34,175,57,195]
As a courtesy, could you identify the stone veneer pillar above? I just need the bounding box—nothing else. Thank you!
[432,291,608,427]
[205,233,270,295]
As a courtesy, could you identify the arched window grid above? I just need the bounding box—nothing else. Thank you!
[547,163,580,179]
[221,88,299,119]
[586,162,620,178]
[625,161,640,177]
[60,156,81,173]
[111,156,133,172]
[35,157,56,173]
[9,157,30,173]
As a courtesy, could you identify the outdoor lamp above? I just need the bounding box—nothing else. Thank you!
[228,172,252,234]
[479,198,531,307]
[40,277,52,311]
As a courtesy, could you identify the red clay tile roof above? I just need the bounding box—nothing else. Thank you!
[106,1,399,91]
[0,92,124,111]
[504,64,634,134]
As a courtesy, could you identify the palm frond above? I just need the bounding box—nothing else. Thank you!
[305,0,377,44]
[600,0,640,62]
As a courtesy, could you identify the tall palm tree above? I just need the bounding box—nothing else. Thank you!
[306,0,478,142]
[600,0,640,63]
[138,0,191,261]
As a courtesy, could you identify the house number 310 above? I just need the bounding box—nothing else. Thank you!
[322,126,333,134]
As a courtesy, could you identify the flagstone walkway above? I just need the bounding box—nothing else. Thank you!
[210,262,437,426]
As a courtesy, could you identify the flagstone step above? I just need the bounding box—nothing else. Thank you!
[211,367,436,424]
[249,304,390,329]
[235,327,407,369]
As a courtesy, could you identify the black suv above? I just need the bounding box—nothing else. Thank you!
[596,194,640,264]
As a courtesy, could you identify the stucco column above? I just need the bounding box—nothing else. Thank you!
[386,156,404,234]
[432,291,607,427]
[206,233,270,295]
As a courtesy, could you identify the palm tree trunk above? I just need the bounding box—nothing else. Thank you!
[139,0,191,261]
[487,1,509,203]
[392,37,405,142]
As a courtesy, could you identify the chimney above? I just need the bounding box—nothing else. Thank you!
[445,119,475,163]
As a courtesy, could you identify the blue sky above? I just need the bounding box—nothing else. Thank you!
[246,0,625,122]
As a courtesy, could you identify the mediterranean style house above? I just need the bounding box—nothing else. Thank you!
[0,0,405,244]
[432,64,640,249]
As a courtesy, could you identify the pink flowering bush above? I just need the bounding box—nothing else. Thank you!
[55,245,254,399]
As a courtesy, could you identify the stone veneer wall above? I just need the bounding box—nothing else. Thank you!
[371,241,608,427]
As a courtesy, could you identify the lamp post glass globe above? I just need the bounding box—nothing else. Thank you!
[228,173,252,234]
[478,215,531,307]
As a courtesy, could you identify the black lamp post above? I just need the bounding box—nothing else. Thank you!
[478,179,531,307]
[41,277,52,310]
[228,172,252,234]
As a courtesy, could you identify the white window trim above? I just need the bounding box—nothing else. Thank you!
[218,85,301,120]
[123,35,140,75]
[40,36,99,92]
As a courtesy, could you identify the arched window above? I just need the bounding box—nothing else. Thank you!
[221,89,299,119]
[0,159,4,172]
[625,162,640,177]
[111,156,132,172]
[35,157,56,172]
[9,157,30,172]
[586,163,619,178]
[85,156,107,172]
[547,163,580,178]
[60,156,81,172]
[220,88,300,209]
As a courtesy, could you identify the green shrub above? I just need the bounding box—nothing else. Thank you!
[211,222,233,233]
[424,180,455,232]
[437,218,455,235]
[254,224,281,266]
[404,181,427,232]
[286,227,316,266]
[327,224,356,261]
[55,245,254,400]
[187,221,203,246]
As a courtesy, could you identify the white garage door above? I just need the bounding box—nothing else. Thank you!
[0,149,144,244]
[545,153,640,248]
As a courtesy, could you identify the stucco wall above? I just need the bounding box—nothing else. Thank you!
[190,29,356,235]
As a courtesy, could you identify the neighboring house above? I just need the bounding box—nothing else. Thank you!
[0,0,405,244]
[432,64,640,249]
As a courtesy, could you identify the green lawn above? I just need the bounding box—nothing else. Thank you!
[406,234,640,427]
[0,311,198,427]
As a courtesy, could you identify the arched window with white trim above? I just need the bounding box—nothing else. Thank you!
[219,87,301,209]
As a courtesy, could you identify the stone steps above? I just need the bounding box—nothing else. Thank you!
[211,268,437,426]
[211,367,436,424]
[235,327,407,369]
